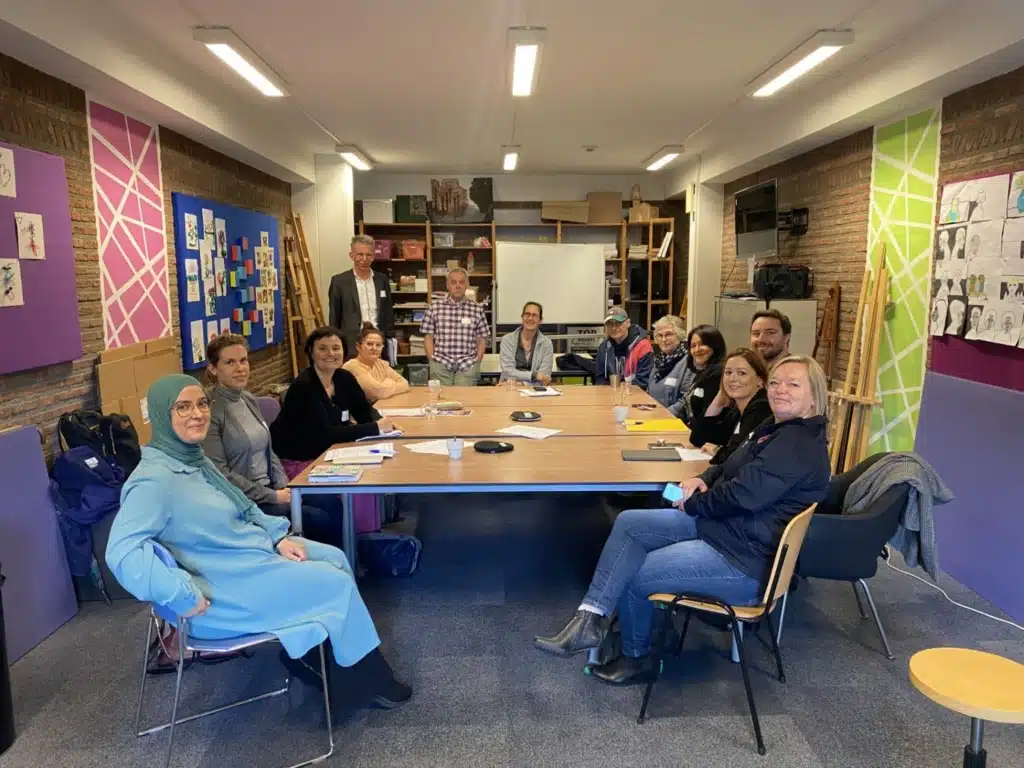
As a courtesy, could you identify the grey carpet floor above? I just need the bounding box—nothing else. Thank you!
[4,493,1023,768]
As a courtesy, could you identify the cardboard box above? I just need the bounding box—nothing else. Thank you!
[119,395,151,444]
[133,351,180,396]
[96,358,139,402]
[628,203,660,223]
[363,199,395,224]
[541,201,590,223]
[99,341,146,364]
[587,191,623,224]
[146,336,176,356]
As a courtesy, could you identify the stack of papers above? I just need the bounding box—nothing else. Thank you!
[357,429,404,441]
[627,244,648,260]
[324,443,396,464]
[404,439,476,456]
[519,387,562,397]
[675,447,709,461]
[378,408,425,417]
[307,465,363,484]
[495,425,562,440]
[602,243,619,258]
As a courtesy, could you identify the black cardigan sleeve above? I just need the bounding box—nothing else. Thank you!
[683,364,723,427]
[270,370,380,460]
[334,368,378,425]
[689,406,739,449]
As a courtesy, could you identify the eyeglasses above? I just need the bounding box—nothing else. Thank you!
[172,398,212,417]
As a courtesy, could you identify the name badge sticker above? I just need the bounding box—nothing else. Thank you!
[340,410,350,422]
[380,289,387,297]
[460,316,472,325]
[693,387,704,398]
[665,377,678,386]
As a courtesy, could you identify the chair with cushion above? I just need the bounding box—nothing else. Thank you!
[135,542,333,768]
[792,452,907,659]
[639,506,816,755]
[256,396,281,426]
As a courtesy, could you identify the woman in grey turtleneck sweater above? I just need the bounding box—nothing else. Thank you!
[202,333,341,546]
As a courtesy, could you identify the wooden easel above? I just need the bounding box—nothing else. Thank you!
[813,281,841,385]
[283,213,325,377]
[829,246,888,474]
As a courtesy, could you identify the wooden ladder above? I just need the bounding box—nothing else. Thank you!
[283,213,325,377]
[813,281,841,386]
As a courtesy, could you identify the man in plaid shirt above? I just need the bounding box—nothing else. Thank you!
[420,267,489,385]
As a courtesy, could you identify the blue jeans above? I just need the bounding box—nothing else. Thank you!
[582,509,761,657]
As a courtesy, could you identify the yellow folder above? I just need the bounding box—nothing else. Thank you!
[624,418,689,433]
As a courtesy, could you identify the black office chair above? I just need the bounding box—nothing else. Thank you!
[788,452,907,659]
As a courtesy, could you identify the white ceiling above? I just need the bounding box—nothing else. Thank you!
[2,0,1024,182]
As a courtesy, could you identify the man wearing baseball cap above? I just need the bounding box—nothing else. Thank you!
[594,306,654,388]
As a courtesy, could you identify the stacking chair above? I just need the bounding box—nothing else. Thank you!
[638,506,816,756]
[135,543,334,768]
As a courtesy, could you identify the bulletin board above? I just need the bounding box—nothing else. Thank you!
[928,169,1024,387]
[0,141,83,375]
[171,193,282,370]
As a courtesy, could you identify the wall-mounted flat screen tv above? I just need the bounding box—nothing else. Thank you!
[735,179,778,259]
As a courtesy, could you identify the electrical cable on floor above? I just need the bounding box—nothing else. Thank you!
[883,546,1024,634]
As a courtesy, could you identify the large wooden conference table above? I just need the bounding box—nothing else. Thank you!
[289,385,707,567]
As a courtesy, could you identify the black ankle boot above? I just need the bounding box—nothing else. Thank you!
[588,654,655,686]
[534,610,608,657]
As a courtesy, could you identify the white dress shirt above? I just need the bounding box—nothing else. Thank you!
[355,272,378,327]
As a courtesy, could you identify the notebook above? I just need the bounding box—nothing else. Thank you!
[306,465,364,484]
[624,418,689,433]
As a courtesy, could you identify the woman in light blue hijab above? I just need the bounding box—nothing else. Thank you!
[106,374,410,711]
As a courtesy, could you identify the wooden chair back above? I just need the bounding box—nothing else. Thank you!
[758,505,816,608]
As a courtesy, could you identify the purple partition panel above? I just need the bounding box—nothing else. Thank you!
[0,427,78,662]
[915,372,1024,622]
[0,142,82,375]
[929,336,1024,393]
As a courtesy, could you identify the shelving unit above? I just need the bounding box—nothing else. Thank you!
[358,215,675,358]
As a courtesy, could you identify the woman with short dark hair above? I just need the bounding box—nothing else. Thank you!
[342,323,410,403]
[680,324,727,427]
[270,327,397,461]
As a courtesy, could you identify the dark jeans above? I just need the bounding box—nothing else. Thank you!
[582,509,761,657]
[260,496,345,549]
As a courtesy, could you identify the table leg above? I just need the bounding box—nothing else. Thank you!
[290,487,303,535]
[342,494,356,570]
[963,718,986,768]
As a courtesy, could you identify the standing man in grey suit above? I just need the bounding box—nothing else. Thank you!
[328,234,395,359]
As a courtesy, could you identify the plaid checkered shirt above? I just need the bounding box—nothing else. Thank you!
[419,295,489,372]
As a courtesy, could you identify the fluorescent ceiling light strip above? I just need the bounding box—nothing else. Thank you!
[646,153,679,172]
[503,152,519,171]
[511,44,539,96]
[206,43,284,97]
[341,152,371,171]
[753,45,842,97]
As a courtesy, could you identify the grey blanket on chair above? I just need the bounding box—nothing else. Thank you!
[843,452,954,582]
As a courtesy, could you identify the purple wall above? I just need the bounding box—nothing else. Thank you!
[930,336,1024,393]
[0,142,82,375]
[915,372,1024,622]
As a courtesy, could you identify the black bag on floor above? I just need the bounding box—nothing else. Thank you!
[57,409,105,456]
[357,533,421,577]
[101,413,141,476]
[57,409,141,476]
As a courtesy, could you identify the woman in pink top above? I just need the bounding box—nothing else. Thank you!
[342,323,411,403]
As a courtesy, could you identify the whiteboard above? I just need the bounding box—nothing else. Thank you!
[495,241,606,325]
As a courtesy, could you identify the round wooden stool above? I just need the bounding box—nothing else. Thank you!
[909,647,1024,767]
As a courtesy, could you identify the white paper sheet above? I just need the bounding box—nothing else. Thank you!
[675,448,709,461]
[1008,172,1024,218]
[494,425,562,440]
[404,439,476,456]
[378,408,425,417]
[184,213,199,250]
[0,146,16,198]
[940,174,1010,224]
[324,443,396,462]
[189,319,205,363]
[0,259,24,307]
[519,387,563,397]
[15,212,45,260]
[357,429,403,441]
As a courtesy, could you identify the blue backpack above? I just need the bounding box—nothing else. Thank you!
[50,447,126,577]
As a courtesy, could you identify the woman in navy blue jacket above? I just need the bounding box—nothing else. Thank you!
[535,354,831,685]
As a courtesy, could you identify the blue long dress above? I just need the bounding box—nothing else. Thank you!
[105,446,380,666]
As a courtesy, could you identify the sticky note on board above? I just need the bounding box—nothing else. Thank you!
[231,244,240,262]
[249,309,259,322]
[229,271,237,287]
[241,237,249,251]
[232,308,242,322]
[248,286,256,302]
[236,266,246,280]
[236,289,247,303]
[242,320,252,336]
[245,259,254,276]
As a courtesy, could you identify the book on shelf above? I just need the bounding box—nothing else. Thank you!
[307,465,364,484]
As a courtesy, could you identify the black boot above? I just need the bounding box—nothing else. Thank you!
[282,645,412,713]
[534,610,608,657]
[588,654,655,686]
[361,648,413,709]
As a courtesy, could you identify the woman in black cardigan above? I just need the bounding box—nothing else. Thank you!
[680,324,726,427]
[689,348,773,465]
[271,327,397,461]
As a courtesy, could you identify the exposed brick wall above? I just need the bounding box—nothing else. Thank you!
[720,130,873,383]
[159,129,293,393]
[0,54,293,457]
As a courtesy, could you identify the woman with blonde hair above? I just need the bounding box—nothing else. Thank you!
[535,355,830,685]
[342,322,410,403]
[645,315,693,418]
